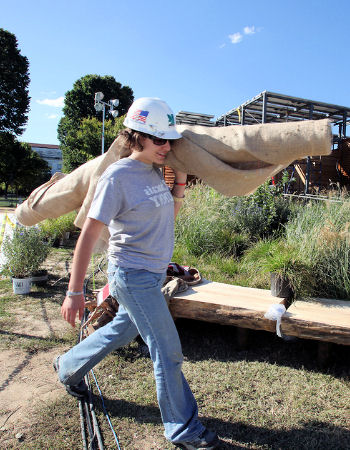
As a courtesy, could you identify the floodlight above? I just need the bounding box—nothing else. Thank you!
[94,103,103,112]
[110,110,119,118]
[95,92,104,101]
[110,99,119,107]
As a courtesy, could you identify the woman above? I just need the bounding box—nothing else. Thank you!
[54,98,219,449]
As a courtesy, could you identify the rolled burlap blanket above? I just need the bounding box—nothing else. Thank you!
[16,119,332,247]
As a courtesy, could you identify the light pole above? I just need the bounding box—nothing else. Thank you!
[94,92,119,154]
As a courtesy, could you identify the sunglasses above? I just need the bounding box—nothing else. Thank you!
[142,133,170,146]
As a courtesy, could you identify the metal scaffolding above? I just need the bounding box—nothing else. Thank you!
[215,90,350,138]
[175,111,215,127]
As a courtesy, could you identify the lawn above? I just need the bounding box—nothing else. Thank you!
[0,248,349,449]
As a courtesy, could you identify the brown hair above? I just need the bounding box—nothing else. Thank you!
[118,128,144,158]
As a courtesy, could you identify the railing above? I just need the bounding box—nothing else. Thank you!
[282,193,348,203]
[0,196,23,208]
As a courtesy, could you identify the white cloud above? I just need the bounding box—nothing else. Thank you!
[219,43,226,48]
[228,26,261,45]
[229,32,243,44]
[36,96,64,107]
[244,26,256,35]
[48,114,58,119]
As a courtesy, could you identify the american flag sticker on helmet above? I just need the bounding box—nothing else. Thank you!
[130,109,149,123]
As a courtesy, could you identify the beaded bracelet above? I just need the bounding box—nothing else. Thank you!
[174,182,186,186]
[66,290,84,297]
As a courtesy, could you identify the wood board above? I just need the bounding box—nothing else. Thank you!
[169,280,350,346]
[285,298,350,345]
[169,280,283,334]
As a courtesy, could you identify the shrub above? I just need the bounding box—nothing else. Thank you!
[1,226,51,278]
[231,179,294,239]
[39,211,78,241]
[175,184,249,257]
[241,239,310,297]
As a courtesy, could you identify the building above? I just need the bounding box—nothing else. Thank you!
[29,143,62,175]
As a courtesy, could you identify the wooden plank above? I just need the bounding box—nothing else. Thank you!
[169,280,350,346]
[283,298,350,345]
[169,280,282,334]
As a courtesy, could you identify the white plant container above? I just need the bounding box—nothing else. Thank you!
[12,277,32,294]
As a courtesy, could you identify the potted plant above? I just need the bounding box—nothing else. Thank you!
[259,240,299,300]
[1,226,52,294]
[39,211,78,247]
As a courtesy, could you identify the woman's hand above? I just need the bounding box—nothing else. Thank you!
[61,293,85,328]
[60,217,104,327]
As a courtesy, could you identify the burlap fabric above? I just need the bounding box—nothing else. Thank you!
[16,119,332,247]
[169,119,332,196]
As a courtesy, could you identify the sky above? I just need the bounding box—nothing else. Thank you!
[2,0,350,145]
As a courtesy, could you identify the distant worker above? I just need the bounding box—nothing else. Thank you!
[53,97,220,449]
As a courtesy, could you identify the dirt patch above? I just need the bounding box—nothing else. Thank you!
[0,248,109,447]
[0,348,65,426]
[0,340,73,448]
[11,303,70,339]
[0,250,77,446]
[0,295,72,441]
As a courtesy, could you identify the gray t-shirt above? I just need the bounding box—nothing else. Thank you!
[88,158,174,273]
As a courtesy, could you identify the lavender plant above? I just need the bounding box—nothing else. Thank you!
[1,226,51,278]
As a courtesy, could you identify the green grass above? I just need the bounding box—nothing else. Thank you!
[1,205,350,448]
[9,320,350,449]
[11,397,82,449]
[284,200,350,299]
[173,242,271,289]
[0,278,13,317]
[0,281,78,352]
[174,184,350,300]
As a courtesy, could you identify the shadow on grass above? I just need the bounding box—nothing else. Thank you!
[211,417,350,449]
[175,319,350,379]
[0,351,34,392]
[1,276,69,343]
[91,393,350,449]
[0,329,68,343]
[29,273,69,300]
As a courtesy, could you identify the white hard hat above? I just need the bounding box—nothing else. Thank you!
[123,97,182,139]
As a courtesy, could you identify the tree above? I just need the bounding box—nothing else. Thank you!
[0,29,30,135]
[62,116,125,172]
[0,133,51,196]
[58,74,133,171]
[62,74,133,124]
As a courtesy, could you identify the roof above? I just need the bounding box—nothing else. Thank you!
[216,91,350,126]
[28,143,60,149]
[176,111,215,127]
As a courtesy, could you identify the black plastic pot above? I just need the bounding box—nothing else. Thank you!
[31,270,48,287]
[270,272,293,298]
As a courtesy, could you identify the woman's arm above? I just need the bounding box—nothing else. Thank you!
[171,170,187,219]
[61,217,105,327]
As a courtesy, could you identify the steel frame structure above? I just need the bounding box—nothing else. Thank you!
[215,90,350,139]
[175,111,215,127]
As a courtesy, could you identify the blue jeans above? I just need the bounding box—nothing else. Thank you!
[56,264,204,443]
